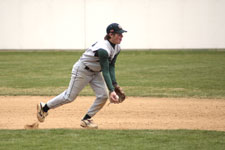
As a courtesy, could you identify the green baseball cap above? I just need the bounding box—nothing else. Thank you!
[106,23,127,34]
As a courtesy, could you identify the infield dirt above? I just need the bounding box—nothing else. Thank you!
[0,96,225,131]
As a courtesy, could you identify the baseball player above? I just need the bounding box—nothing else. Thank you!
[37,23,127,129]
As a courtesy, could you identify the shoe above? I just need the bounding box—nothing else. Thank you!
[80,119,98,129]
[37,102,48,122]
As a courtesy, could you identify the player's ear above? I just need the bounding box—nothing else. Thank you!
[109,33,114,38]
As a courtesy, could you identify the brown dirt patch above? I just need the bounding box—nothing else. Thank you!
[0,96,225,131]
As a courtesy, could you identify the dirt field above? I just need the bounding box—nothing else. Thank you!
[0,96,225,131]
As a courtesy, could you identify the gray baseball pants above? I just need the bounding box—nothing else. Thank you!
[46,60,108,117]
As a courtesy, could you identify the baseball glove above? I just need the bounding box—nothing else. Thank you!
[114,85,126,103]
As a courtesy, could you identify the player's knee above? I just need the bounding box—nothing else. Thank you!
[64,93,77,103]
[66,97,75,102]
[98,93,108,101]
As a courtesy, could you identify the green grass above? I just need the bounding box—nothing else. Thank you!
[1,50,225,149]
[0,50,225,98]
[0,129,224,150]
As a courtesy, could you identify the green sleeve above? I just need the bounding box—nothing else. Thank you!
[109,52,120,86]
[97,49,114,92]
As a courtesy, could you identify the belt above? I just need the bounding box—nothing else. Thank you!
[85,66,95,72]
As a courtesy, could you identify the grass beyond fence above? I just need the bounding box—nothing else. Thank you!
[0,50,225,98]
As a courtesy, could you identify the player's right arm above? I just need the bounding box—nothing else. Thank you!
[109,52,119,86]
[96,49,114,92]
[97,49,119,103]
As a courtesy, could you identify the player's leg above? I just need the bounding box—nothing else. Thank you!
[80,73,108,128]
[47,61,92,108]
[37,61,92,122]
[85,72,108,118]
[46,76,89,108]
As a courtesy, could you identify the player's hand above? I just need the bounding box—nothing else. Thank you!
[109,91,119,104]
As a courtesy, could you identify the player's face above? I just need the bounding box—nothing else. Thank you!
[110,33,123,44]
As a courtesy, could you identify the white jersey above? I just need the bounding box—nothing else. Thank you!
[80,40,121,72]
